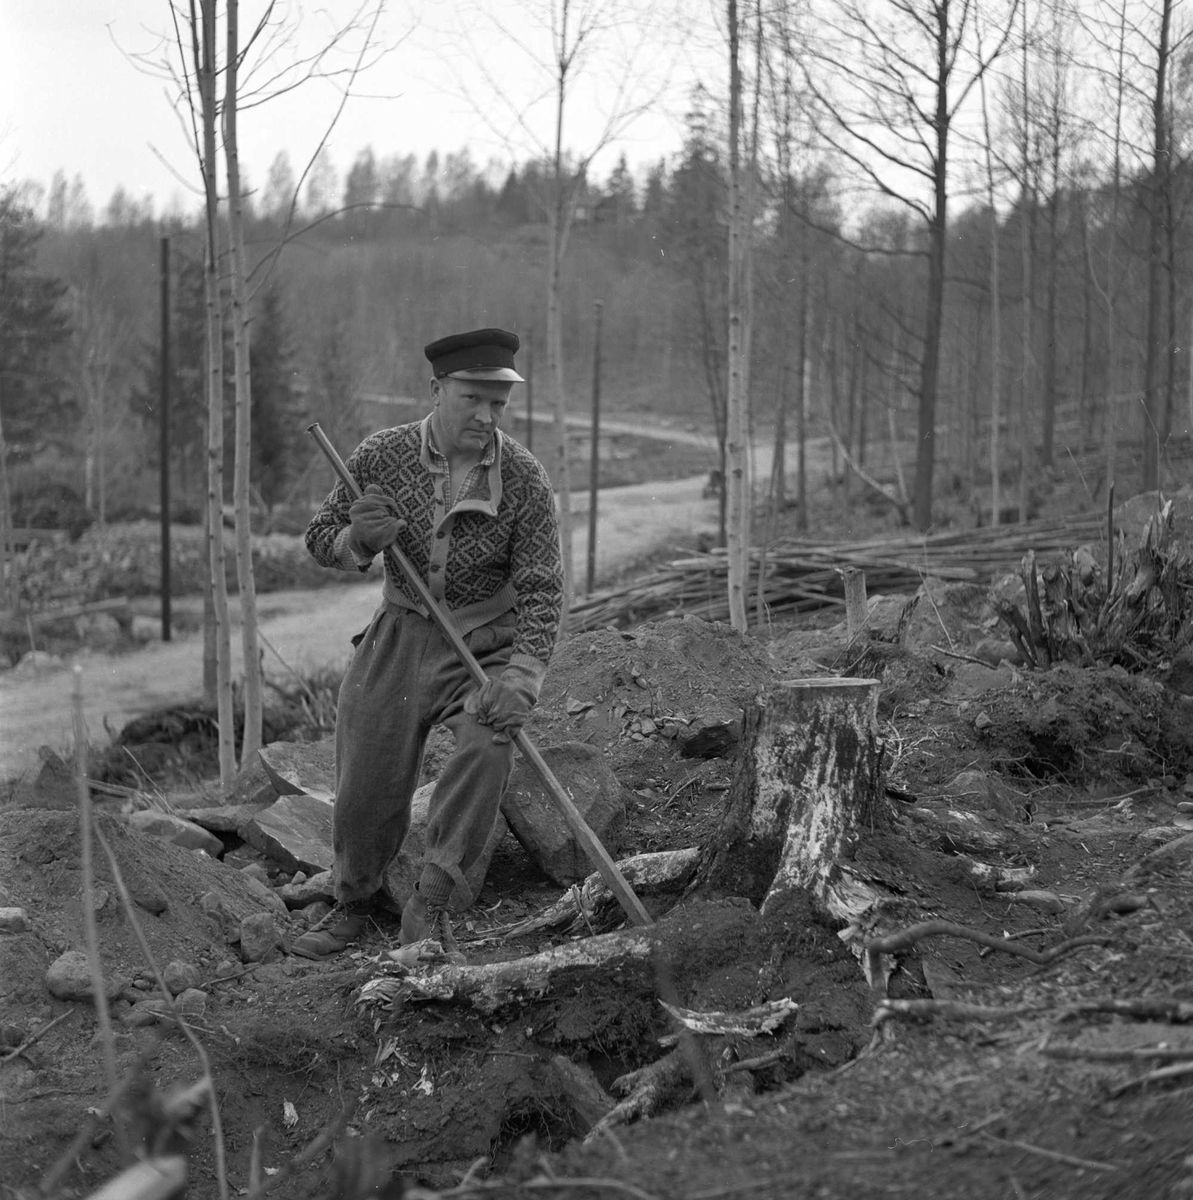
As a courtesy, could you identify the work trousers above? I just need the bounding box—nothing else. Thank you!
[332,603,517,907]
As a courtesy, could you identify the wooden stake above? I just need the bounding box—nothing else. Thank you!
[843,567,868,641]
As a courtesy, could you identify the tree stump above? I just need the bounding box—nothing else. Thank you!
[695,677,886,925]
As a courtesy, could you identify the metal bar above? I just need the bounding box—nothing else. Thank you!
[305,422,653,928]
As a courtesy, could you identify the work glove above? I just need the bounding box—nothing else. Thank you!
[347,484,405,558]
[464,666,538,744]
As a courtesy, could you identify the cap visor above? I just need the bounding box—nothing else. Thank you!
[447,367,525,382]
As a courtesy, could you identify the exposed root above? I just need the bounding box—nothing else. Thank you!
[863,920,1109,994]
[586,1050,692,1139]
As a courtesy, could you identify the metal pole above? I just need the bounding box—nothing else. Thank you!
[159,235,172,642]
[586,300,603,596]
[524,336,534,455]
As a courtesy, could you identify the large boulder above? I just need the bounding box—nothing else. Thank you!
[382,783,507,912]
[501,742,627,886]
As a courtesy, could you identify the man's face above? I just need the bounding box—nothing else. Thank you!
[432,375,513,456]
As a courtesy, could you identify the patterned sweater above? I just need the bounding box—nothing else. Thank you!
[305,417,563,684]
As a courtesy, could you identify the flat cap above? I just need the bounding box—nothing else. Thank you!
[424,327,524,382]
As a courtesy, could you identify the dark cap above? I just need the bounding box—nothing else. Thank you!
[424,327,524,382]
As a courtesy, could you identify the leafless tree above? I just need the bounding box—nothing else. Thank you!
[804,0,1018,530]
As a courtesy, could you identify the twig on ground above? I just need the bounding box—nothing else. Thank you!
[408,1177,663,1200]
[929,644,994,668]
[1108,1060,1193,1097]
[1041,1045,1193,1064]
[93,823,230,1200]
[980,1131,1121,1173]
[0,1010,74,1065]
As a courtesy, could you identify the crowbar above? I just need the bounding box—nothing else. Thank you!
[306,422,654,928]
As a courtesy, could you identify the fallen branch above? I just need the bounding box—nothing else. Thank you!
[0,1010,74,1064]
[658,998,798,1043]
[980,1132,1120,1174]
[1108,1060,1193,1097]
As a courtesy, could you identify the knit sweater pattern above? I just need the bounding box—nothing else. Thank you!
[305,419,563,674]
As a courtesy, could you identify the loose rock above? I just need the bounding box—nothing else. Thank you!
[240,913,282,963]
[163,960,202,994]
[0,908,29,933]
[46,950,128,1002]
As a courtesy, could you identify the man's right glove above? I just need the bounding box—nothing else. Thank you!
[464,666,538,744]
[347,484,405,558]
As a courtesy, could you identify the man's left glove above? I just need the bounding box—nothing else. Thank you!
[464,666,538,744]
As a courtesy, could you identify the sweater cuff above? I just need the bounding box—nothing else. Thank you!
[333,526,374,572]
[503,654,548,702]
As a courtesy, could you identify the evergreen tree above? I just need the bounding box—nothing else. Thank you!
[249,285,302,508]
[0,187,72,457]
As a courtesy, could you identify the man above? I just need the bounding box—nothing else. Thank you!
[293,327,563,961]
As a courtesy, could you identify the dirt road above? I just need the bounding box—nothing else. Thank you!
[0,469,727,783]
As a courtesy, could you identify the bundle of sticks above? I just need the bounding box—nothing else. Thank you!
[570,515,1107,632]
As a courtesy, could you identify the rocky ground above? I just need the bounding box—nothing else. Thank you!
[3,565,1193,1200]
[3,440,1193,1200]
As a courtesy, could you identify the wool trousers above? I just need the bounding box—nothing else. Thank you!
[332,604,516,906]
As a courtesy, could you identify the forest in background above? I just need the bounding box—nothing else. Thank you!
[5,0,1193,540]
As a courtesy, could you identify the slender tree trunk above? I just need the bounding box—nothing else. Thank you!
[197,0,236,786]
[548,11,574,626]
[1142,0,1173,492]
[725,0,750,631]
[0,408,11,610]
[225,0,263,765]
[911,6,950,531]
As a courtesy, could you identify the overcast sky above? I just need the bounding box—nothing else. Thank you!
[0,0,703,217]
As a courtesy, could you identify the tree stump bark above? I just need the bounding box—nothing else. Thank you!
[695,677,886,925]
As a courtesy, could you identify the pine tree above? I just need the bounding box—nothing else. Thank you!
[0,187,72,457]
[249,285,302,509]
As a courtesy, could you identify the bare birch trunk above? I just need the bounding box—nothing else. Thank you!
[197,0,236,786]
[977,36,1001,526]
[225,0,263,765]
[725,0,749,632]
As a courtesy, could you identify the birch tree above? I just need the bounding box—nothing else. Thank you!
[804,0,1018,530]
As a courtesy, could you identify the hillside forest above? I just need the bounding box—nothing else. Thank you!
[3,0,1193,549]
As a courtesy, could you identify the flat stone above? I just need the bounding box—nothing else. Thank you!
[0,908,29,933]
[258,738,336,803]
[125,810,224,857]
[239,862,270,884]
[174,804,269,834]
[46,950,129,1002]
[241,875,288,917]
[382,783,507,912]
[502,742,627,886]
[239,912,282,963]
[242,793,335,875]
[278,870,335,909]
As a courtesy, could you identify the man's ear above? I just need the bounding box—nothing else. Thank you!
[430,375,442,404]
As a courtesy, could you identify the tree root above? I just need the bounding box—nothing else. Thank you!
[863,920,1108,994]
[874,995,1193,1027]
[586,1050,692,1138]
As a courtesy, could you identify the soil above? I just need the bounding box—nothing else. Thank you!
[4,447,1193,1200]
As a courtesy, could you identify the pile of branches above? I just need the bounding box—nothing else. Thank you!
[570,515,1106,632]
[997,499,1192,671]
